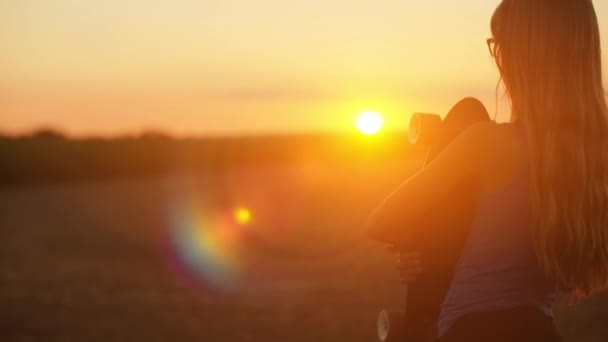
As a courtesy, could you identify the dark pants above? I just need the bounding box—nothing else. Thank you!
[437,305,562,342]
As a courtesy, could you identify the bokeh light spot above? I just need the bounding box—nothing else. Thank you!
[234,207,252,225]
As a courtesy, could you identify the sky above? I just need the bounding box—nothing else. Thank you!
[1,0,607,137]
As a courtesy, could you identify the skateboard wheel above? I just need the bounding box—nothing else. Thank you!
[409,113,442,145]
[377,310,406,342]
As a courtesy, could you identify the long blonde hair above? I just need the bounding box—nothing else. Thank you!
[491,0,608,295]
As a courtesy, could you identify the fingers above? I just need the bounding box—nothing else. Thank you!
[395,261,422,279]
[385,245,421,260]
[395,258,422,271]
[394,252,422,284]
[383,246,423,284]
[398,269,422,284]
[396,253,422,270]
[398,262,422,284]
[400,275,418,284]
[398,251,421,264]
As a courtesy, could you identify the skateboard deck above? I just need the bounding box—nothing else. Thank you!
[377,99,491,341]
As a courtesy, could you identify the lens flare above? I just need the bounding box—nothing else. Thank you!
[234,207,252,225]
[166,196,243,293]
[163,169,365,293]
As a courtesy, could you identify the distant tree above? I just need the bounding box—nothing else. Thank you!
[139,130,175,141]
[30,128,67,141]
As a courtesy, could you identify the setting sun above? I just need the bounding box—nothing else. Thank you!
[356,112,384,135]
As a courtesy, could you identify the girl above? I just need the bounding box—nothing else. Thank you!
[367,1,608,341]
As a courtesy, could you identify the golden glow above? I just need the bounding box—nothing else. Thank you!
[3,0,584,134]
[356,112,384,135]
[234,208,252,225]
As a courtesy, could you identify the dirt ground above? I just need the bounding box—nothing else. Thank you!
[0,163,414,342]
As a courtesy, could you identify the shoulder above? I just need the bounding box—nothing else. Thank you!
[443,122,520,176]
[458,121,510,147]
[451,121,510,156]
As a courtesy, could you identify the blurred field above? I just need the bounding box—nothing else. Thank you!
[0,160,423,342]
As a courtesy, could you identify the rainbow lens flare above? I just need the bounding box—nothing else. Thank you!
[167,196,243,293]
[164,167,364,294]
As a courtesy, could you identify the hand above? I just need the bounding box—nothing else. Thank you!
[386,246,423,285]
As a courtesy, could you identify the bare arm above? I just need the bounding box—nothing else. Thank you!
[366,123,495,244]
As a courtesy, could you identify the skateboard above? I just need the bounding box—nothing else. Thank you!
[376,99,491,342]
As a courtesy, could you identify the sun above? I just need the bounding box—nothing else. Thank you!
[357,111,384,135]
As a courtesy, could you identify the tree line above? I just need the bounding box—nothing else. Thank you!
[0,129,423,187]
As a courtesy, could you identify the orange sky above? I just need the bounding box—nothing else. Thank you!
[1,0,607,136]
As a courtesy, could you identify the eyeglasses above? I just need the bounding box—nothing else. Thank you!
[487,38,496,57]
